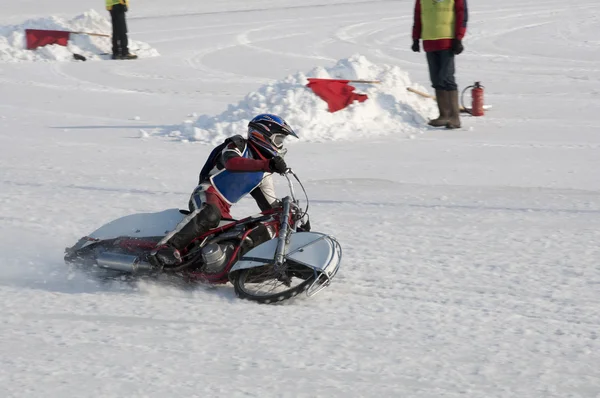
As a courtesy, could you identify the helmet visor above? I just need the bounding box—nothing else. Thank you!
[270,133,286,149]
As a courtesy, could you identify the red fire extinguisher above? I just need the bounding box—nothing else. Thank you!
[461,82,485,116]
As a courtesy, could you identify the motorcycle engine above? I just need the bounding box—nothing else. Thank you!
[201,242,235,273]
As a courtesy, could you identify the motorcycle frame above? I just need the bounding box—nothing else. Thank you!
[176,173,302,284]
[185,213,280,284]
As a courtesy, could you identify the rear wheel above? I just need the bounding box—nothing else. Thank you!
[233,261,316,304]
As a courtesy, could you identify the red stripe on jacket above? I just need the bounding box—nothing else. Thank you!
[224,157,270,172]
[412,0,468,53]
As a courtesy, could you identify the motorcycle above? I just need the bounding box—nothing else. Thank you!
[64,170,342,303]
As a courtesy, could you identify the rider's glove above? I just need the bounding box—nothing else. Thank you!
[297,220,311,232]
[268,156,287,174]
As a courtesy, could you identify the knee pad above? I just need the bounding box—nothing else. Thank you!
[199,203,221,228]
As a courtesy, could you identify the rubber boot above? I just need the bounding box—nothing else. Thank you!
[446,90,461,129]
[121,53,138,60]
[428,90,451,127]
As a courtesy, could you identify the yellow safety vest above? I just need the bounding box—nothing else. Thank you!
[420,0,455,40]
[106,0,129,11]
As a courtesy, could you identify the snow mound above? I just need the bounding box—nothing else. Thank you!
[0,9,159,62]
[163,55,437,144]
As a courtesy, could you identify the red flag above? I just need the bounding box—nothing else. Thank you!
[25,29,70,50]
[306,78,369,113]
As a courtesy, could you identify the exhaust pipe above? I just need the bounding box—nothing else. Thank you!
[96,252,153,274]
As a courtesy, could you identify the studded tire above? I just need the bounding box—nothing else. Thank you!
[232,265,316,304]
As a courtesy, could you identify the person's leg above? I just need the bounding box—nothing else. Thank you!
[151,186,225,266]
[166,186,225,251]
[112,4,138,59]
[112,5,134,58]
[166,203,221,251]
[117,5,129,56]
[109,8,120,58]
[437,51,461,129]
[437,50,457,92]
[427,51,451,127]
[426,51,441,90]
[187,186,233,220]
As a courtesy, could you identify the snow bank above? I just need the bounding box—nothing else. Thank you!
[163,55,437,144]
[0,10,159,62]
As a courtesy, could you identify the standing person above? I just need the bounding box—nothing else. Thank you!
[105,0,137,60]
[412,0,468,129]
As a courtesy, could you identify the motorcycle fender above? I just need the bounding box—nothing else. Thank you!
[75,209,236,250]
[229,232,342,279]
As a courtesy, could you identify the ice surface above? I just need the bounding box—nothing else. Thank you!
[0,1,599,397]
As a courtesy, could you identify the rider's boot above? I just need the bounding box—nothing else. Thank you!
[150,203,221,268]
[150,244,181,267]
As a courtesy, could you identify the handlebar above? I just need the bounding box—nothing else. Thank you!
[273,169,309,267]
[283,169,297,203]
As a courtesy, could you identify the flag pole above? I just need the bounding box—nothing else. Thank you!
[69,31,111,38]
[347,80,381,84]
[307,78,381,84]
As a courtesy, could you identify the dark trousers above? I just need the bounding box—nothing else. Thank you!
[110,4,129,56]
[426,50,457,91]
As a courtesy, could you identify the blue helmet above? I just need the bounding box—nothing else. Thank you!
[247,114,298,158]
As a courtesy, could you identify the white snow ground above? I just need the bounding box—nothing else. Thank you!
[1,1,600,397]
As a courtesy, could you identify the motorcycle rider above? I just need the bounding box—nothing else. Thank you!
[150,113,298,267]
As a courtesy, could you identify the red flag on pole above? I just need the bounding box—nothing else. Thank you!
[25,29,70,50]
[306,78,369,113]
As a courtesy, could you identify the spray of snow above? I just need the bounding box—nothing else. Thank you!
[0,9,159,62]
[163,55,437,144]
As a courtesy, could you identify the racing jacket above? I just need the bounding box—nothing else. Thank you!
[198,135,277,212]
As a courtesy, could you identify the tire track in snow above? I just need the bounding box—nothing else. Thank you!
[49,63,196,97]
[0,103,149,123]
[2,178,599,215]
[183,41,274,84]
[130,0,397,21]
[182,11,390,81]
[236,30,334,62]
[2,175,600,211]
[462,2,600,65]
[0,180,187,197]
[339,275,600,329]
[0,74,136,95]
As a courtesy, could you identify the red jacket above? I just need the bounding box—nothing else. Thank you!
[412,0,468,52]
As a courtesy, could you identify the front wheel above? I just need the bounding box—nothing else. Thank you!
[232,262,316,304]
